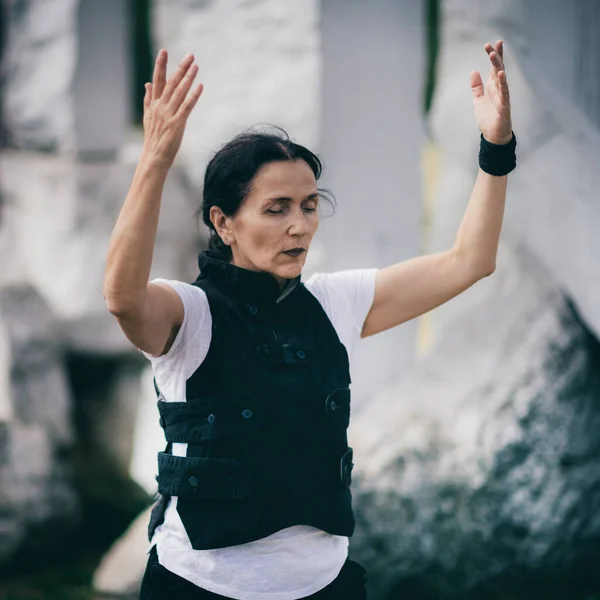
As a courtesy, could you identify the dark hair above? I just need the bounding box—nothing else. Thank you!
[199,126,334,261]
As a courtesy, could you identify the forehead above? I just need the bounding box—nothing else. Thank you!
[249,160,317,198]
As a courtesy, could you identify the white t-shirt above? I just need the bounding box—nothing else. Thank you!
[143,267,378,600]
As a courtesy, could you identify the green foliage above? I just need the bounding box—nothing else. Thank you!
[424,0,440,115]
[0,551,97,600]
[131,0,154,125]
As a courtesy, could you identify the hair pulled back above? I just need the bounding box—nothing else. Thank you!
[200,126,333,261]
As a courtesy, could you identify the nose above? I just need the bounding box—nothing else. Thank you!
[287,206,311,236]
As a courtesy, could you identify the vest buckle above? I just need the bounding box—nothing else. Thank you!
[340,447,354,488]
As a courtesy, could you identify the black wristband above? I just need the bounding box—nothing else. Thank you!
[479,131,517,176]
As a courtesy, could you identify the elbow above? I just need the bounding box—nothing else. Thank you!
[103,266,149,317]
[468,262,496,282]
[102,281,120,316]
[103,286,144,319]
[103,294,128,318]
[451,247,496,280]
[104,299,128,319]
[477,262,496,279]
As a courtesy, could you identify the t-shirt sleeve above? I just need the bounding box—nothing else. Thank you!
[305,268,378,359]
[140,279,212,375]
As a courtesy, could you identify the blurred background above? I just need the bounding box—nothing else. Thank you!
[0,0,599,598]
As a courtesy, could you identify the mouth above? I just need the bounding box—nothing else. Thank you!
[282,247,306,258]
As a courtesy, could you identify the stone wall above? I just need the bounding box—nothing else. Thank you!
[2,0,79,151]
[0,0,199,569]
[350,240,600,599]
[152,0,321,189]
[426,0,600,345]
[345,0,600,597]
[2,1,600,597]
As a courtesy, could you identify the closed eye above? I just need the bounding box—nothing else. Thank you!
[265,193,319,215]
[266,205,317,215]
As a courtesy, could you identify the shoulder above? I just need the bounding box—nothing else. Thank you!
[304,268,378,354]
[153,278,208,305]
[304,269,378,317]
[143,278,212,364]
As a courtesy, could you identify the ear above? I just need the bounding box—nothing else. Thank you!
[209,205,234,245]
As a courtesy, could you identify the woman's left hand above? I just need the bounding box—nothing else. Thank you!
[471,40,513,145]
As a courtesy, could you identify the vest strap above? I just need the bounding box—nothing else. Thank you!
[156,452,251,499]
[256,343,311,366]
[158,395,263,443]
[340,447,354,488]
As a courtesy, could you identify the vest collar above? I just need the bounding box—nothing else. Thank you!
[196,250,301,304]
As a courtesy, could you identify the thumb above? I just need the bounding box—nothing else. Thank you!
[470,71,484,99]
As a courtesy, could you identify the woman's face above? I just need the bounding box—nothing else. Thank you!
[213,160,320,286]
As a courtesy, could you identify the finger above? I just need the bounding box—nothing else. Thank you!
[178,82,204,118]
[488,51,504,79]
[493,43,506,71]
[470,71,484,99]
[144,83,152,109]
[162,53,195,102]
[485,41,505,63]
[485,42,505,75]
[496,39,504,61]
[152,49,168,98]
[169,63,199,112]
[497,70,510,103]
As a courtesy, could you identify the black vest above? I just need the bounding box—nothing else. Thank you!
[148,250,355,550]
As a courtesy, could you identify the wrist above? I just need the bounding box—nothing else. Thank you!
[139,146,174,172]
[482,132,514,145]
[479,131,517,176]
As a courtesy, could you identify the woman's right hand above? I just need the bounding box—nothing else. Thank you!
[142,50,204,167]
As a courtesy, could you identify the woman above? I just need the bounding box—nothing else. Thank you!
[104,41,515,600]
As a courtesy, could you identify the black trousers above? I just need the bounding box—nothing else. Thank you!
[139,543,368,599]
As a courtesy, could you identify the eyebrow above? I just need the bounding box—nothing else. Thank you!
[268,193,319,203]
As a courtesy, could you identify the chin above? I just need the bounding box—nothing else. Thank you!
[273,259,305,280]
[275,266,303,280]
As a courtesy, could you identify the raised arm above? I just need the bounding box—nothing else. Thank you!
[362,40,514,338]
[103,50,203,355]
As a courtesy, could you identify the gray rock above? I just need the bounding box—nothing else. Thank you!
[0,150,200,354]
[348,241,600,599]
[427,0,600,343]
[0,421,80,564]
[0,286,79,564]
[2,0,79,151]
[152,0,321,190]
[0,285,72,446]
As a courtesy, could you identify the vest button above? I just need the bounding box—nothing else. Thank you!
[296,349,306,359]
[207,414,215,424]
[242,409,253,419]
[248,305,259,315]
[330,400,336,411]
[188,476,199,487]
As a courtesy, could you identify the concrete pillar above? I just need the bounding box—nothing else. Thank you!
[320,0,426,404]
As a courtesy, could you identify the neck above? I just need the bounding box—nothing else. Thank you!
[228,255,287,291]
